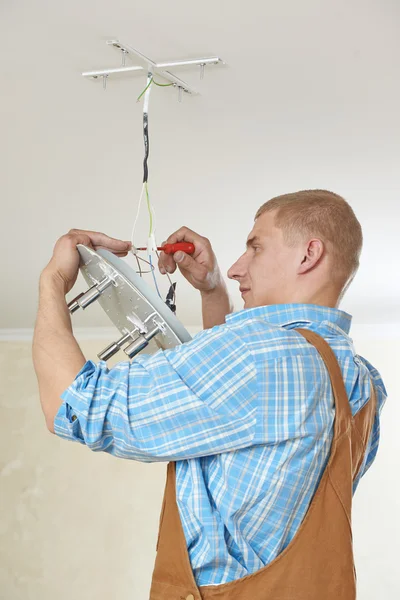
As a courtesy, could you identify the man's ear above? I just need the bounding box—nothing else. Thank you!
[298,239,324,274]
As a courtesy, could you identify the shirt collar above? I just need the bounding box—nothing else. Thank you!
[225,303,352,334]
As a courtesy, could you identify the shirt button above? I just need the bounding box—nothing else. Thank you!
[71,415,77,422]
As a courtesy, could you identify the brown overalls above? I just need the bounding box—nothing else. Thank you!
[150,329,376,600]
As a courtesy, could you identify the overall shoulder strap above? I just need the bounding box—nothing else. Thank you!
[295,328,352,437]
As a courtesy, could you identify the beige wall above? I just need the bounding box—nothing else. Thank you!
[1,334,399,600]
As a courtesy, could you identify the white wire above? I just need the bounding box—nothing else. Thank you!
[150,201,157,238]
[143,71,152,113]
[131,181,146,249]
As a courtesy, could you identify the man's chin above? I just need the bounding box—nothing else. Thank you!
[243,297,254,309]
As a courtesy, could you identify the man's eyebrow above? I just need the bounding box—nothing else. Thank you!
[246,236,260,248]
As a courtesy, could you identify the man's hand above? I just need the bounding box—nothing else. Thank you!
[158,226,233,328]
[42,229,132,295]
[158,226,224,293]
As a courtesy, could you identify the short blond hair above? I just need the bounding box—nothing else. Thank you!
[255,189,363,290]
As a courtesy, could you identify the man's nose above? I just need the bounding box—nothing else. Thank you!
[227,255,247,280]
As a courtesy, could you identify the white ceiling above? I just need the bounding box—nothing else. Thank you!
[1,0,399,330]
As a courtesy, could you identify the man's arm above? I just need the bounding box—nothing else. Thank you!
[32,269,86,433]
[201,284,234,329]
[53,325,258,461]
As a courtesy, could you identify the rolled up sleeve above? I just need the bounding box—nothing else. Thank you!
[53,326,258,462]
[54,359,99,444]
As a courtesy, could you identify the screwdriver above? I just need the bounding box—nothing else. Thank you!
[136,242,195,255]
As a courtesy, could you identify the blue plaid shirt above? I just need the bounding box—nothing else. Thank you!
[55,304,387,586]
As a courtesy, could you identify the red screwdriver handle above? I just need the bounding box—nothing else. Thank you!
[163,242,195,255]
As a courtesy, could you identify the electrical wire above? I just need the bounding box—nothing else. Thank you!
[142,75,162,299]
[130,77,157,280]
[142,72,151,185]
[129,71,178,310]
[156,250,174,292]
[145,181,153,237]
[136,78,153,103]
[129,250,155,274]
[135,253,142,277]
[155,249,176,307]
[149,254,162,297]
[153,79,174,88]
[131,182,145,250]
[136,77,174,102]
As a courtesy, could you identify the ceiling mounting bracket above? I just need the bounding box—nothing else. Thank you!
[82,39,225,95]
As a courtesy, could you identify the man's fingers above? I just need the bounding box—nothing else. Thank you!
[64,232,93,249]
[158,252,177,275]
[173,251,207,281]
[93,244,131,255]
[166,226,202,247]
[68,229,131,253]
[158,241,176,275]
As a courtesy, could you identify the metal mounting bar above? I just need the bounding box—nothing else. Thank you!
[156,57,221,68]
[107,40,158,68]
[82,66,143,78]
[158,70,195,94]
[82,39,225,96]
[106,40,223,70]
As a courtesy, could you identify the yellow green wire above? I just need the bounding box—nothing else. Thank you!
[153,80,174,87]
[137,78,153,102]
[136,77,174,102]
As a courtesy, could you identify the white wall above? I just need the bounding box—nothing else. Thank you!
[1,331,398,599]
[2,0,400,331]
[351,335,400,599]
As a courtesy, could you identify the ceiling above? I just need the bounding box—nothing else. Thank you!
[1,0,399,331]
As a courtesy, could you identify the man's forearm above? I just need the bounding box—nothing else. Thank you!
[201,283,234,329]
[32,270,86,433]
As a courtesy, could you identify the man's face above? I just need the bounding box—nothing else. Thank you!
[227,210,301,308]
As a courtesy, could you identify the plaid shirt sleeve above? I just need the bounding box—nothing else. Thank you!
[54,326,258,461]
[352,356,388,490]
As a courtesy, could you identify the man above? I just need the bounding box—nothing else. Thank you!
[33,189,386,599]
